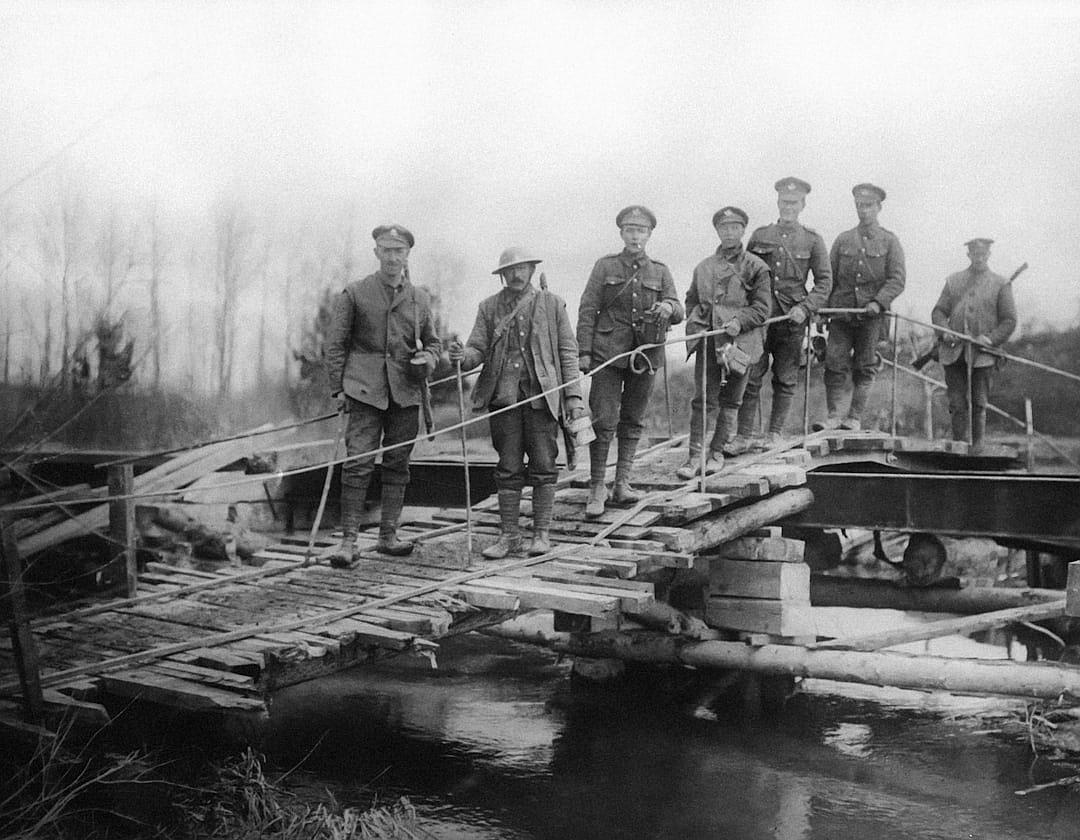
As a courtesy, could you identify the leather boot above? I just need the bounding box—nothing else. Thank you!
[844,379,872,430]
[375,483,413,556]
[715,407,739,453]
[950,410,969,443]
[971,408,987,451]
[611,437,642,505]
[585,439,610,518]
[676,451,701,480]
[768,392,794,437]
[812,372,844,431]
[483,488,523,558]
[329,481,367,568]
[527,484,555,556]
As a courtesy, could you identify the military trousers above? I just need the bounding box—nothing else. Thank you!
[588,363,655,446]
[824,316,882,389]
[688,338,750,455]
[343,397,418,489]
[943,361,992,439]
[489,404,559,491]
[739,319,803,435]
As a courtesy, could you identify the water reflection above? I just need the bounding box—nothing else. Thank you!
[264,633,1080,839]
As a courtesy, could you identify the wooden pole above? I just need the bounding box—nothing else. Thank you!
[108,463,137,597]
[813,600,1065,652]
[810,574,1062,614]
[1025,397,1034,471]
[455,359,474,556]
[0,513,44,723]
[485,623,1080,702]
[889,314,899,436]
[923,380,934,440]
[699,341,707,493]
[802,319,812,436]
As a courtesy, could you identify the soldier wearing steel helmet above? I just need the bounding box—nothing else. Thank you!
[814,183,906,432]
[730,177,832,452]
[324,224,441,566]
[931,237,1017,448]
[448,247,585,558]
[576,205,683,518]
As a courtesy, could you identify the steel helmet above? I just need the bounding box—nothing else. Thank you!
[492,246,542,275]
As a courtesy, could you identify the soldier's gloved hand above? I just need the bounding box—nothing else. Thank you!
[650,301,674,318]
[447,341,465,363]
[975,333,993,349]
[788,306,808,325]
[864,301,883,315]
[565,396,587,421]
[334,392,348,413]
[721,319,741,338]
[578,354,592,373]
[412,349,437,376]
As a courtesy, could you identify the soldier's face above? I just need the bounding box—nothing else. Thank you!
[778,195,804,223]
[855,199,880,226]
[620,224,652,254]
[715,222,744,249]
[375,244,410,277]
[968,245,991,271]
[500,263,535,291]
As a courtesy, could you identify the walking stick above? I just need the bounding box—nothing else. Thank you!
[455,358,474,556]
[305,403,347,566]
[964,315,974,445]
[699,339,708,494]
[663,358,674,440]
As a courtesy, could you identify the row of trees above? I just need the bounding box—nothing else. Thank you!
[0,171,467,401]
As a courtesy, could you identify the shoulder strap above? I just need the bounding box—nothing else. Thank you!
[776,238,807,285]
[493,287,538,342]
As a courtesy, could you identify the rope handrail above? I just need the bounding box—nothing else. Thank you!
[0,320,766,514]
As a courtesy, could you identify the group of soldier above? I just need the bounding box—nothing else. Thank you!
[323,179,1017,568]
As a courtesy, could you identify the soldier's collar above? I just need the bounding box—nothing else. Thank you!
[620,248,648,264]
[857,221,880,234]
[379,270,405,287]
[717,243,744,261]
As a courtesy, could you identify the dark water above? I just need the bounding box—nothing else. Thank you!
[262,634,1080,840]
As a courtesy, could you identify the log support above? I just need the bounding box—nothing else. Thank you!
[1,513,44,723]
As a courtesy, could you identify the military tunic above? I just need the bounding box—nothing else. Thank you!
[577,249,683,447]
[740,221,833,436]
[684,245,771,454]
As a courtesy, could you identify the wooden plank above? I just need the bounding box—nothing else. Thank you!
[764,449,813,467]
[653,493,737,525]
[702,474,771,497]
[41,689,111,728]
[836,432,895,451]
[716,536,805,563]
[643,526,696,553]
[706,597,816,636]
[444,584,520,611]
[515,570,654,613]
[709,559,810,601]
[734,464,806,490]
[468,576,618,617]
[98,668,266,711]
[152,660,258,690]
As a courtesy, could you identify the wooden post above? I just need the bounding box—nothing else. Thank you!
[0,513,45,724]
[889,314,899,436]
[923,380,934,440]
[1024,397,1034,471]
[802,319,812,436]
[108,464,137,597]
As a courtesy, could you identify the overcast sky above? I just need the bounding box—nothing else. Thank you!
[3,0,1080,347]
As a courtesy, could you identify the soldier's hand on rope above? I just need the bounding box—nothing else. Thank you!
[975,333,993,349]
[864,300,883,315]
[788,306,808,325]
[448,340,465,363]
[578,354,592,373]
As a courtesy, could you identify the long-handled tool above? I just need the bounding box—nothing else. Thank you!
[305,404,347,566]
[454,357,474,556]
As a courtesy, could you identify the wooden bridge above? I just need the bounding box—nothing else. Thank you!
[4,430,1080,739]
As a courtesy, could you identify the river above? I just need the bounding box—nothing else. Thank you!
[260,632,1080,839]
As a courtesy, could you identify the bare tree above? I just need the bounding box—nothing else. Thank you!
[143,203,167,391]
[212,196,254,397]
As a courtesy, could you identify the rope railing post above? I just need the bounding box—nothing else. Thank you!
[964,315,974,445]
[1025,398,1035,471]
[455,359,474,556]
[108,463,137,597]
[803,318,812,436]
[890,312,900,437]
[1,513,44,723]
[304,405,347,565]
[699,340,708,493]
[923,380,934,440]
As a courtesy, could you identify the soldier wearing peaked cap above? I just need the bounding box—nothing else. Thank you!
[931,237,1016,448]
[448,248,585,558]
[730,177,832,453]
[814,183,906,432]
[577,205,683,518]
[324,224,441,565]
[676,206,771,479]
